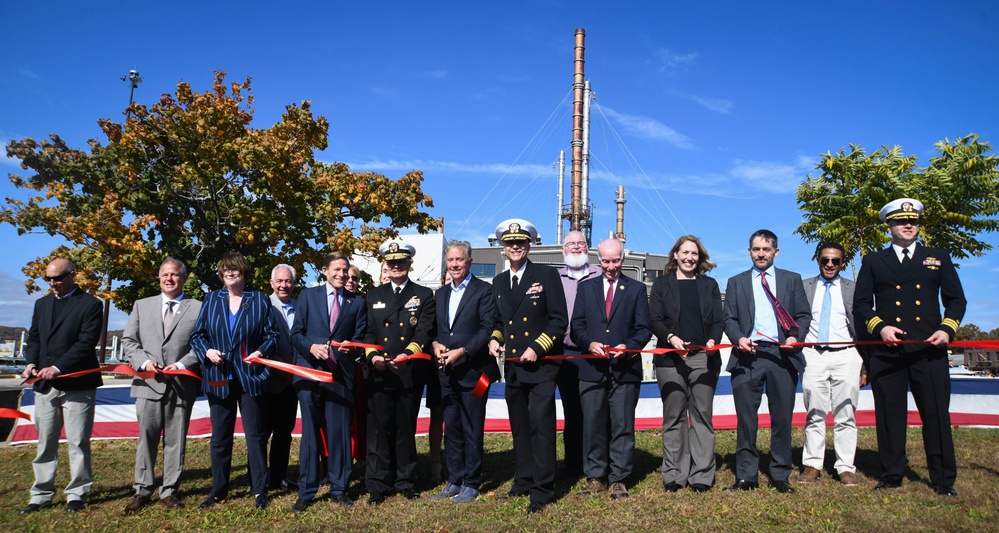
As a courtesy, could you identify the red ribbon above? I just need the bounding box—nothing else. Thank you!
[472,372,491,398]
[393,353,432,363]
[242,357,333,384]
[24,363,225,388]
[330,340,384,351]
[0,408,31,421]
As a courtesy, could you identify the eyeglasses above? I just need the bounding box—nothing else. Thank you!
[44,272,74,282]
[819,257,842,266]
[347,275,359,281]
[890,218,919,226]
[564,241,586,248]
[505,239,530,247]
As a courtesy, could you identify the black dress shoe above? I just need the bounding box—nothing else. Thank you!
[254,494,269,510]
[401,488,421,500]
[527,501,547,514]
[663,481,682,493]
[292,499,309,514]
[771,480,795,494]
[20,502,52,515]
[367,493,385,506]
[199,496,222,510]
[723,479,759,491]
[934,485,958,497]
[269,478,298,492]
[333,494,354,507]
[874,479,902,491]
[690,484,711,493]
[66,500,86,513]
[499,488,529,500]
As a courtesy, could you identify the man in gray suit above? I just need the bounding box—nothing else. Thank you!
[798,242,866,486]
[723,230,810,494]
[122,258,202,512]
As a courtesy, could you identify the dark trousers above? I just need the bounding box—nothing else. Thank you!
[297,382,354,499]
[207,384,269,498]
[441,378,490,489]
[579,378,640,484]
[557,355,584,472]
[729,347,798,482]
[870,350,956,486]
[365,386,421,494]
[263,386,298,486]
[506,379,557,505]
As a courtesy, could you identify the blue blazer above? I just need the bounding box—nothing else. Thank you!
[569,275,653,383]
[434,276,500,388]
[191,286,278,399]
[290,284,367,393]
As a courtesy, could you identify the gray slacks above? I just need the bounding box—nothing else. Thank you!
[30,387,96,504]
[578,377,640,484]
[134,388,194,498]
[656,352,719,487]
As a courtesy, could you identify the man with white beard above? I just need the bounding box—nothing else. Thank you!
[556,231,600,478]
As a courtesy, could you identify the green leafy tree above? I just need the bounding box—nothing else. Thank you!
[3,71,438,309]
[795,135,999,275]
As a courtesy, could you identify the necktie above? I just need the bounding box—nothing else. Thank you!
[329,291,340,332]
[817,280,833,345]
[512,275,519,292]
[760,271,800,337]
[395,286,402,297]
[163,301,175,335]
[605,279,614,319]
[902,248,910,265]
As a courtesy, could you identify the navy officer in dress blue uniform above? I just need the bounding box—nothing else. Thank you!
[853,198,966,496]
[488,219,568,514]
[362,239,436,505]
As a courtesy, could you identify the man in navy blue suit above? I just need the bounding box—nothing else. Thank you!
[570,238,652,500]
[290,252,367,512]
[428,240,499,504]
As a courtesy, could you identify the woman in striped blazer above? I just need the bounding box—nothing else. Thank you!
[190,252,278,510]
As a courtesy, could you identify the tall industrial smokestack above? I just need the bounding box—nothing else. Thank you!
[569,28,585,234]
[614,185,627,242]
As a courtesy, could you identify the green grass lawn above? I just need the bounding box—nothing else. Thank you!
[2,427,998,531]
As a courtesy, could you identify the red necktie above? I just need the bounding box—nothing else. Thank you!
[605,280,614,319]
[329,291,340,332]
[760,271,799,337]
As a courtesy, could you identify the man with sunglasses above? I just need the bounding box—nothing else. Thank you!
[854,198,966,496]
[798,242,865,486]
[20,258,103,514]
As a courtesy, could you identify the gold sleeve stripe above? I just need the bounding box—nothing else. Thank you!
[491,330,504,344]
[942,318,961,331]
[406,342,423,354]
[365,348,378,360]
[866,316,883,335]
[537,333,554,351]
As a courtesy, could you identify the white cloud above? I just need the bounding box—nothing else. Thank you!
[417,69,448,80]
[729,158,812,194]
[341,158,551,177]
[656,49,698,75]
[18,67,40,81]
[690,95,733,114]
[599,106,694,150]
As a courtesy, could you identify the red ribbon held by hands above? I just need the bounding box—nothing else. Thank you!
[242,357,333,384]
[0,408,31,421]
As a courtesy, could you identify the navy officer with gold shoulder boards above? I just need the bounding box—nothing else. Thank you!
[362,240,436,505]
[487,219,568,514]
[853,198,966,496]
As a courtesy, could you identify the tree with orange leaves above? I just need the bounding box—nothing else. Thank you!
[2,71,437,309]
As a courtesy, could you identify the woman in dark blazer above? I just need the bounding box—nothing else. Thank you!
[190,252,278,510]
[649,235,724,493]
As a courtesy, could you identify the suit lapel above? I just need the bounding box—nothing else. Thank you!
[164,298,193,341]
[451,277,478,325]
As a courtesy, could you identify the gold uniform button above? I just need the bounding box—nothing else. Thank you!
[384,322,390,327]
[915,300,921,305]
[509,335,515,339]
[916,317,921,322]
[896,285,901,290]
[383,337,389,342]
[524,332,529,336]
[896,301,901,306]
[511,349,517,354]
[400,337,405,341]
[509,320,513,325]
[916,284,921,289]
[896,318,902,323]
[533,302,537,306]
[523,317,528,322]
[605,329,611,333]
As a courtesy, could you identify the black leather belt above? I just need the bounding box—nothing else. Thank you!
[755,341,779,347]
[816,345,850,352]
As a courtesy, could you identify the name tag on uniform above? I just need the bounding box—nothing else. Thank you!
[373,302,386,309]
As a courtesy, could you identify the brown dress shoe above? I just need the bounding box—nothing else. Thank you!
[124,494,151,513]
[838,471,859,486]
[610,482,629,499]
[797,466,820,483]
[159,495,184,509]
[578,478,607,496]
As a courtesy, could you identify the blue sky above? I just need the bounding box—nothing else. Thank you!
[2,1,997,330]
